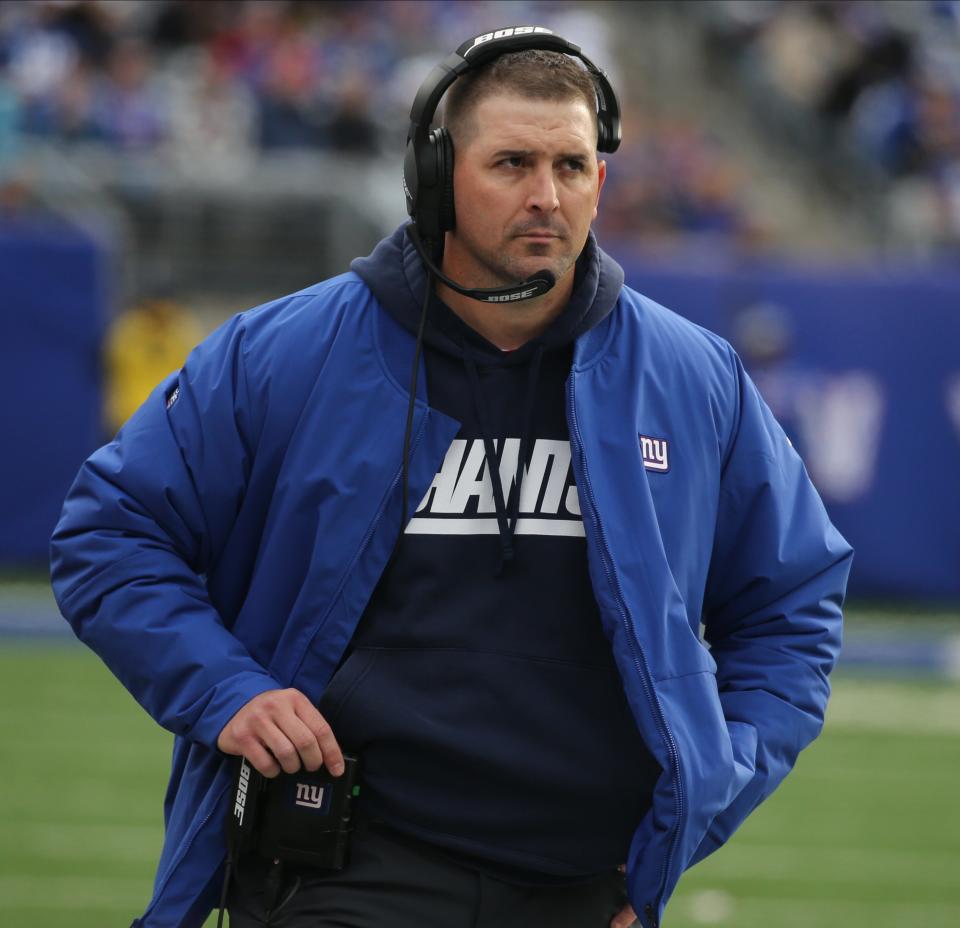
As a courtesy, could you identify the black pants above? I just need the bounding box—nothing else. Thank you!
[227,822,630,927]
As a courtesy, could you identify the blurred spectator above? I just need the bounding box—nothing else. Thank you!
[6,9,79,110]
[323,71,380,154]
[819,30,914,125]
[0,74,20,171]
[21,57,100,142]
[93,38,166,149]
[702,0,960,255]
[167,47,257,179]
[46,0,114,68]
[757,0,859,109]
[254,5,318,149]
[104,292,204,435]
[0,174,31,215]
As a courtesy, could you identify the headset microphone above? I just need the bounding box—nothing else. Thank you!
[406,225,555,304]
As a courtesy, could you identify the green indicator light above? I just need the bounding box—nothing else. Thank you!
[352,786,361,797]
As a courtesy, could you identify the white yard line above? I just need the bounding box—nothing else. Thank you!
[678,889,960,928]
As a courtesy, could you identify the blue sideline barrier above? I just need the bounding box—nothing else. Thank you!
[0,217,108,564]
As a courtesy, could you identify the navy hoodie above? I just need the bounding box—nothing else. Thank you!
[320,225,659,881]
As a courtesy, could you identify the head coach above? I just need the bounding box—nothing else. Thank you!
[50,25,852,928]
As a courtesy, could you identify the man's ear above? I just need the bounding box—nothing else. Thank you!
[593,160,607,220]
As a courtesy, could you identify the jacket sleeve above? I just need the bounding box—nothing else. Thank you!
[690,348,853,866]
[50,314,282,750]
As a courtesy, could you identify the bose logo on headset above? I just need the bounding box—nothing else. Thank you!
[468,26,554,53]
[485,287,542,302]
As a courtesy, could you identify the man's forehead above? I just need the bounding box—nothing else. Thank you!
[463,92,597,152]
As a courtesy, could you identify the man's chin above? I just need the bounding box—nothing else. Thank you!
[508,254,570,284]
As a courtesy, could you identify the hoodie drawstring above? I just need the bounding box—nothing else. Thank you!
[463,342,545,571]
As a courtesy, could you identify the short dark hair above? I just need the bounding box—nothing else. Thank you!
[443,49,600,147]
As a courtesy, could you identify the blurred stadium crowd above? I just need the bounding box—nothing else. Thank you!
[2,0,419,158]
[0,0,763,255]
[0,0,957,266]
[700,0,960,257]
[0,0,953,262]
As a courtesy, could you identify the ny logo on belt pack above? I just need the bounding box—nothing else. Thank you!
[294,783,327,810]
[639,434,670,473]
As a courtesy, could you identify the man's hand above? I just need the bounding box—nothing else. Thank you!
[217,688,344,778]
[611,864,638,927]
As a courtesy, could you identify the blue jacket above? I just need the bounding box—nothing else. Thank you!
[51,235,851,928]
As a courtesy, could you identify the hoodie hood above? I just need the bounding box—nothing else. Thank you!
[351,223,624,361]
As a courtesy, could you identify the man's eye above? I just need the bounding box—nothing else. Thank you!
[563,159,586,172]
[500,156,524,168]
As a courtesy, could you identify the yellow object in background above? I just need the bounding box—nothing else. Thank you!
[104,298,204,435]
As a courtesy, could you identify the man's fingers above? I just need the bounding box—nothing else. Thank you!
[261,721,303,775]
[281,714,325,772]
[293,696,345,775]
[611,865,637,928]
[217,688,345,776]
[243,742,281,779]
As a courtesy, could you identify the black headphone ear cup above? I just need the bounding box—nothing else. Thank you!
[596,120,608,153]
[403,137,419,221]
[433,127,456,233]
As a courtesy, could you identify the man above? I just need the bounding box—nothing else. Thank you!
[51,28,852,928]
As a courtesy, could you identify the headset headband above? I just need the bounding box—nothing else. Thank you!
[407,26,621,153]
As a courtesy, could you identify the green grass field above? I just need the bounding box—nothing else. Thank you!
[2,644,958,928]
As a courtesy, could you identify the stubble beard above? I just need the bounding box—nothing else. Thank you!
[484,237,577,291]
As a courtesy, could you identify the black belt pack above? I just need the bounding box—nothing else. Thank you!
[226,753,360,869]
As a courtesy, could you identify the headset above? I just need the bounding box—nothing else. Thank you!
[402,25,622,304]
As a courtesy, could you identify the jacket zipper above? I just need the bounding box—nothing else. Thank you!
[288,408,430,682]
[566,376,682,928]
[141,782,226,924]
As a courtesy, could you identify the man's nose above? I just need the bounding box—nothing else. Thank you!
[525,166,560,212]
